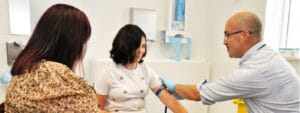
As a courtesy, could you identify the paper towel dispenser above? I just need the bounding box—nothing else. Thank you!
[6,42,23,65]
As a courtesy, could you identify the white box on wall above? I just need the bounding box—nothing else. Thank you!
[130,8,157,41]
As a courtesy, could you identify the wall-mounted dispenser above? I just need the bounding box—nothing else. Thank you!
[6,41,23,65]
[162,30,191,62]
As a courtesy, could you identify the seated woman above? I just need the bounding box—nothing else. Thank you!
[5,4,108,113]
[95,24,188,113]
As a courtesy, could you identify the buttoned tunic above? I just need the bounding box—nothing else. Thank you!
[95,63,161,113]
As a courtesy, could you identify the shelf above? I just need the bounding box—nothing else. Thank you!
[279,48,299,61]
[285,57,300,61]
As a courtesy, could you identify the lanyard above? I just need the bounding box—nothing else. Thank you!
[165,106,167,113]
[257,44,266,51]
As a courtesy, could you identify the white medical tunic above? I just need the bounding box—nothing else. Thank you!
[95,63,161,113]
[199,42,300,113]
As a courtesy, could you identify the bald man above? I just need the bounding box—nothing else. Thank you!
[161,12,300,113]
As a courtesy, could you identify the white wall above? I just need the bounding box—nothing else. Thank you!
[288,60,300,74]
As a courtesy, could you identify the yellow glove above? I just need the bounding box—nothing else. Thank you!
[232,98,247,113]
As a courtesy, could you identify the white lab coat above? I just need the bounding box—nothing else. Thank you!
[199,42,300,113]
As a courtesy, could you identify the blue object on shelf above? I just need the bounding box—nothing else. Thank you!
[169,37,182,62]
[0,69,12,85]
[171,0,185,31]
[175,0,185,22]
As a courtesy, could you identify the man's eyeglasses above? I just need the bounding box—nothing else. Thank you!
[224,30,244,38]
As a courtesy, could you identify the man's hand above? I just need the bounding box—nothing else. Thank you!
[159,77,183,100]
[159,77,175,93]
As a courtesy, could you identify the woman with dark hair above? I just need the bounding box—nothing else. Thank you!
[5,4,108,113]
[95,24,187,113]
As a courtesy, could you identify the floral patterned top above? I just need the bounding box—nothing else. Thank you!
[5,60,102,113]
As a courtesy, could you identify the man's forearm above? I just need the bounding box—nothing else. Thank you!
[175,84,201,101]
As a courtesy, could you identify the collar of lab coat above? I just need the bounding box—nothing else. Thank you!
[239,42,265,66]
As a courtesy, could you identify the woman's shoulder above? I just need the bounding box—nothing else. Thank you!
[138,62,152,71]
[38,60,75,74]
[39,60,70,70]
[103,62,121,71]
[36,60,78,79]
